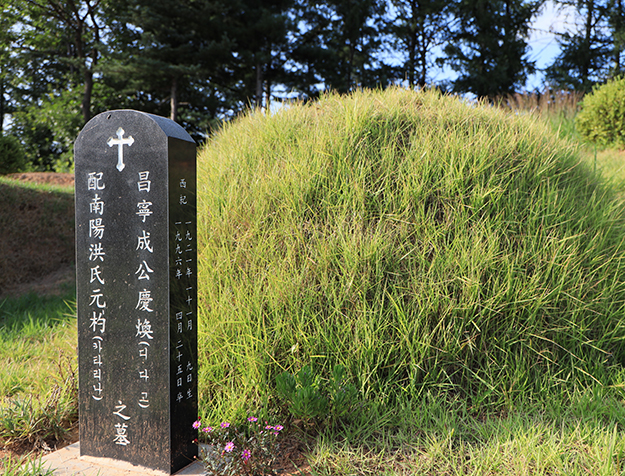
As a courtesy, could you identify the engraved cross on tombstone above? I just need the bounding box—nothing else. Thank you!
[107,127,135,172]
[75,110,197,474]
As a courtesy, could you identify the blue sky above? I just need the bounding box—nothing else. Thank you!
[425,0,576,91]
[525,0,575,89]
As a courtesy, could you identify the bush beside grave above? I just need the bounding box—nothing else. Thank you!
[576,76,625,148]
[196,87,625,419]
[0,134,28,174]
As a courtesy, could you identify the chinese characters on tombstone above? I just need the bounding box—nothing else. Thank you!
[75,111,197,474]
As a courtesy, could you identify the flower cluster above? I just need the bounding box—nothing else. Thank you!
[193,416,283,476]
[265,424,284,436]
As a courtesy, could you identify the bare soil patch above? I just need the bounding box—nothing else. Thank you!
[272,432,312,475]
[6,172,75,188]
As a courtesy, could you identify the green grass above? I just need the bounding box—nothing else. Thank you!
[193,87,625,473]
[5,87,625,474]
[308,408,625,475]
[0,454,55,476]
[303,387,625,475]
[589,147,625,191]
[197,87,625,413]
[0,289,77,448]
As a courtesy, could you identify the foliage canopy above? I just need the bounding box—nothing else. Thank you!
[3,0,625,171]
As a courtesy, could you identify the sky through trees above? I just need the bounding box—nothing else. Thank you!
[1,0,623,170]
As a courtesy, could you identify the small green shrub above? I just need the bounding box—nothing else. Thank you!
[276,365,359,424]
[0,135,27,175]
[576,76,625,148]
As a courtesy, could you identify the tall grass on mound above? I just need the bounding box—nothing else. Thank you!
[197,88,625,417]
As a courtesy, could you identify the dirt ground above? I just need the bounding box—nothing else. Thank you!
[0,172,312,475]
[6,172,75,188]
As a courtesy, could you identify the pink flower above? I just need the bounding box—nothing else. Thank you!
[247,417,258,423]
[241,449,252,461]
[202,427,213,433]
[192,420,201,430]
[224,441,235,453]
[220,421,230,429]
[274,425,284,432]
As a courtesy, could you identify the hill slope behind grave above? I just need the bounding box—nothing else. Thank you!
[0,174,75,297]
[197,87,625,412]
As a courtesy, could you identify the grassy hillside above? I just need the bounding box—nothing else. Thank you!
[0,291,77,446]
[0,177,75,296]
[197,87,625,418]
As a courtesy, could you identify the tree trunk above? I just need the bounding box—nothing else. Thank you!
[255,61,263,109]
[0,76,4,136]
[408,13,416,87]
[74,18,92,124]
[347,42,354,91]
[417,8,427,89]
[82,68,93,123]
[407,1,415,87]
[170,77,178,122]
[582,0,594,83]
[418,41,427,88]
[616,0,623,73]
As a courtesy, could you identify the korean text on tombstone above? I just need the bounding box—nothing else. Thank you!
[75,110,197,474]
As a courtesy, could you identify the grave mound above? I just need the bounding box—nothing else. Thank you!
[197,87,625,409]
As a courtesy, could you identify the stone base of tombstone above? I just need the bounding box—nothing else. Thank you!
[40,441,206,475]
[74,110,198,474]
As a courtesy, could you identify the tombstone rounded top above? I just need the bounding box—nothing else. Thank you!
[76,110,194,148]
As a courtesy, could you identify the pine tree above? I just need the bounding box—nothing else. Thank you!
[217,0,294,110]
[445,0,542,98]
[389,0,451,87]
[107,0,294,129]
[546,0,611,92]
[109,0,211,123]
[288,0,392,96]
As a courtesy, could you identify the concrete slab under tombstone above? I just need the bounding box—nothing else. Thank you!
[40,442,206,475]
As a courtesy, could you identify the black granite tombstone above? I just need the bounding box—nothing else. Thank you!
[74,110,197,474]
